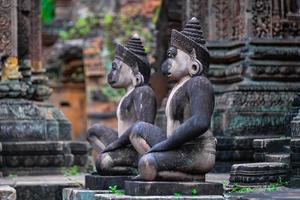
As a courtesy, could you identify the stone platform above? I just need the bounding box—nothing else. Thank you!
[0,141,90,176]
[0,174,84,200]
[95,194,225,200]
[125,181,223,196]
[85,175,134,190]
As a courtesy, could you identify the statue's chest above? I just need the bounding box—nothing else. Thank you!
[166,78,191,122]
[117,90,135,121]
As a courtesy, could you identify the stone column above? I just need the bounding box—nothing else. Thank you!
[30,0,52,101]
[0,0,22,97]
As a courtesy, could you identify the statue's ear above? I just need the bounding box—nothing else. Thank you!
[189,48,203,76]
[132,62,144,87]
[190,48,197,61]
[132,62,139,75]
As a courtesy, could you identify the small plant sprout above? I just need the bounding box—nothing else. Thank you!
[8,173,17,178]
[174,192,182,197]
[62,165,79,176]
[191,188,198,195]
[108,185,124,195]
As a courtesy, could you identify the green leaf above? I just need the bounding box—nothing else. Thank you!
[103,15,113,26]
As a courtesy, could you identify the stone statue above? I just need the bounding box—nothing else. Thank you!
[87,35,157,175]
[130,17,216,181]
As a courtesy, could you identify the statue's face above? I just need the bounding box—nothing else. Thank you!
[163,47,191,80]
[107,58,134,88]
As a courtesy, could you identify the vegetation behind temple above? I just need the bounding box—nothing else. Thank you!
[41,0,159,101]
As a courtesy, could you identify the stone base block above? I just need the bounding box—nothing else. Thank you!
[95,194,224,200]
[85,175,133,190]
[0,186,16,200]
[125,181,223,196]
[63,188,109,200]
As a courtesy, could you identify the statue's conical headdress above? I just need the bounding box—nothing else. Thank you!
[115,35,150,83]
[170,17,210,75]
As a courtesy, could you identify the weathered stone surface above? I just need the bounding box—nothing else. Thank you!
[216,137,254,151]
[229,162,289,187]
[226,188,300,200]
[0,141,89,176]
[265,154,290,164]
[253,138,290,153]
[85,175,133,190]
[217,150,254,161]
[1,141,64,155]
[125,181,223,196]
[0,175,84,200]
[0,186,16,200]
[95,194,225,200]
[63,188,108,200]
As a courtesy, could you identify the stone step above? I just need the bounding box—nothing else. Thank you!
[265,153,290,164]
[253,138,290,153]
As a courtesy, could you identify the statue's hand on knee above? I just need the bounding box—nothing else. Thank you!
[147,140,169,153]
[102,140,122,153]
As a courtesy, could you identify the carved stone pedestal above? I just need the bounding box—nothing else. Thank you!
[228,162,289,188]
[85,175,133,190]
[125,181,223,196]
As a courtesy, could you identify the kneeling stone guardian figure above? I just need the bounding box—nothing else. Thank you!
[131,17,217,181]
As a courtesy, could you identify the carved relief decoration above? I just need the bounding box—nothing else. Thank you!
[252,0,272,37]
[183,0,208,37]
[18,0,31,60]
[0,0,13,56]
[252,0,300,38]
[30,0,42,72]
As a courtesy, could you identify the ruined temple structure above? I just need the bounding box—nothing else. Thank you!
[0,0,89,176]
[156,0,300,172]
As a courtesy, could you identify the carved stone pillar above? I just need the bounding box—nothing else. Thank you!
[0,0,21,94]
[30,0,52,101]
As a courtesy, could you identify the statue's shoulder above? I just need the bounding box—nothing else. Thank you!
[133,85,155,96]
[188,76,213,93]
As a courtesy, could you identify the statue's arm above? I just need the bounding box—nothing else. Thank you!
[133,86,157,123]
[148,77,214,153]
[103,87,157,152]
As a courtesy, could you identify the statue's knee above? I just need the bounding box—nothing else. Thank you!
[138,154,157,180]
[95,153,113,173]
[87,124,103,140]
[130,122,146,141]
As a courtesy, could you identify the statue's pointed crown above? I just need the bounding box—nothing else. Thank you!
[170,17,210,75]
[115,34,150,82]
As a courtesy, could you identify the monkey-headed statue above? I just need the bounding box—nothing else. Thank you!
[87,34,156,176]
[129,17,217,182]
